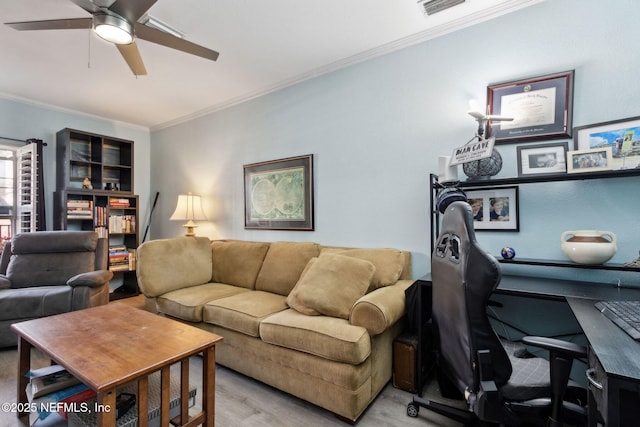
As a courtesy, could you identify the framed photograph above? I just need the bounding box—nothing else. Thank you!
[486,70,574,143]
[516,142,568,176]
[466,186,519,231]
[567,147,613,174]
[244,154,314,230]
[574,116,640,170]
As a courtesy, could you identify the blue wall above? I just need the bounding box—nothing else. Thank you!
[2,0,636,285]
[0,97,151,231]
[151,0,640,283]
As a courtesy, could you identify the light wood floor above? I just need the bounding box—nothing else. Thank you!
[110,293,146,310]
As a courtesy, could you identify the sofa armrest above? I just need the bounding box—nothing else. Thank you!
[0,274,10,289]
[67,270,114,288]
[350,279,413,335]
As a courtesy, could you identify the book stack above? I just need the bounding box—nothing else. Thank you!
[26,365,96,426]
[109,198,130,208]
[109,245,130,271]
[108,215,136,233]
[66,200,93,220]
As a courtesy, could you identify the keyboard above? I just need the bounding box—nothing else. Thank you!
[594,300,640,341]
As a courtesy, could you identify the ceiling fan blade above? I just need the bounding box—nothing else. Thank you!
[109,0,158,23]
[69,0,103,14]
[116,42,147,76]
[5,18,92,31]
[135,24,219,61]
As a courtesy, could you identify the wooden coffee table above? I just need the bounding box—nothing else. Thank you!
[11,303,223,427]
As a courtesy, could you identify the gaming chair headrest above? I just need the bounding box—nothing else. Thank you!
[436,181,467,214]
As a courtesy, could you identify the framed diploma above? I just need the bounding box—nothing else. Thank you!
[486,70,574,144]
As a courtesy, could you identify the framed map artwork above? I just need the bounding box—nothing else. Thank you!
[244,154,314,230]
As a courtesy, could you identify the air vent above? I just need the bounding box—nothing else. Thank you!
[418,0,466,16]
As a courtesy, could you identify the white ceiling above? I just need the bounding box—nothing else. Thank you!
[0,0,542,130]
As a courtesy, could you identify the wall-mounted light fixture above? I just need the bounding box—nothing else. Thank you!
[170,192,207,236]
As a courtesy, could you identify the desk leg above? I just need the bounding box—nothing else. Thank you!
[587,388,597,427]
[16,336,31,418]
[97,388,117,427]
[202,346,216,427]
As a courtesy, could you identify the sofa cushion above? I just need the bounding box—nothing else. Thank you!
[203,291,288,337]
[320,247,405,292]
[255,242,320,296]
[260,309,371,365]
[287,253,375,319]
[137,237,213,298]
[156,283,250,322]
[211,241,270,289]
[284,258,320,316]
[0,286,72,320]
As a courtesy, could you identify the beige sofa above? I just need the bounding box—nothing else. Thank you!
[136,237,412,422]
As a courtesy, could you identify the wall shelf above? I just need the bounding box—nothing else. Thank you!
[430,169,640,271]
[497,257,639,272]
[452,168,640,189]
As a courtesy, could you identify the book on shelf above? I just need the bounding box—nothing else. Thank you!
[109,245,132,271]
[26,380,94,425]
[66,199,93,220]
[108,214,136,233]
[94,206,107,227]
[109,198,130,207]
[94,226,107,238]
[57,387,97,419]
[128,248,136,270]
[28,365,82,399]
[66,200,92,208]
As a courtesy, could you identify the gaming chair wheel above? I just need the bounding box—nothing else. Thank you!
[407,402,419,417]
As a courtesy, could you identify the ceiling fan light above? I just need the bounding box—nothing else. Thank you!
[94,14,133,45]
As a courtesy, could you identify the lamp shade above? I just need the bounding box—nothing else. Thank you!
[170,193,207,236]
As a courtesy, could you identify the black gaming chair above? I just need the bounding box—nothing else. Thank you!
[408,199,587,426]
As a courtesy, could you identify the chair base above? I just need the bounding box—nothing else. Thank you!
[408,396,476,425]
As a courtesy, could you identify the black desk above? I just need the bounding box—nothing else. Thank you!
[567,297,640,427]
[413,273,640,427]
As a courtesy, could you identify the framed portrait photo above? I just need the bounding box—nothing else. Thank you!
[574,116,640,170]
[566,147,613,174]
[516,142,568,177]
[466,186,519,231]
[486,70,574,143]
[244,154,314,230]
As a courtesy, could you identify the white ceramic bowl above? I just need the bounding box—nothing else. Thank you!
[561,230,617,265]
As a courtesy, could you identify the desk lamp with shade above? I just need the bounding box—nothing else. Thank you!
[170,192,207,236]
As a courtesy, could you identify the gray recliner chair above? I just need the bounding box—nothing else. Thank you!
[0,231,113,347]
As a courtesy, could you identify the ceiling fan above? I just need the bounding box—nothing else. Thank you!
[4,0,219,76]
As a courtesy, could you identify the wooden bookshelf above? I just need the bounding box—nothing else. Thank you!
[54,128,139,299]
